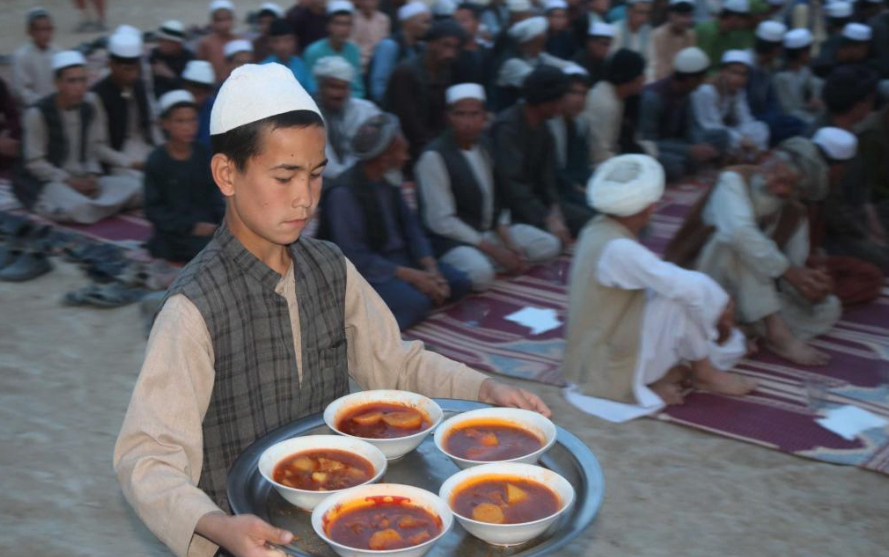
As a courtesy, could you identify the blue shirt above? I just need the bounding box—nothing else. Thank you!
[261,55,317,94]
[197,95,216,147]
[303,39,366,99]
[368,37,419,103]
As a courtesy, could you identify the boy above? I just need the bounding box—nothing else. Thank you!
[197,0,240,82]
[303,0,366,98]
[261,18,317,94]
[12,7,57,107]
[144,90,224,262]
[114,63,548,557]
[150,20,195,98]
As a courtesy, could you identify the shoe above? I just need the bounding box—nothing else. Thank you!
[0,251,52,282]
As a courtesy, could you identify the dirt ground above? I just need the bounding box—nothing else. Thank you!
[2,1,889,556]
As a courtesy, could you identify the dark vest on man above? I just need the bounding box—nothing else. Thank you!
[92,76,155,151]
[12,94,95,210]
[162,224,350,511]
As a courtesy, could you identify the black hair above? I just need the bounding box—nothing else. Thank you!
[456,2,482,19]
[822,65,878,114]
[269,18,295,37]
[258,9,280,19]
[28,13,52,28]
[566,72,592,88]
[110,54,140,65]
[784,46,807,62]
[669,3,694,13]
[211,110,325,172]
[754,38,781,55]
[161,102,198,119]
[54,64,84,80]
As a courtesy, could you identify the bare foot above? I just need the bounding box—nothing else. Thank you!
[766,338,830,366]
[691,359,758,396]
[746,337,759,357]
[650,365,691,405]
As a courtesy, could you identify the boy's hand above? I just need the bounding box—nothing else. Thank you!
[478,379,552,418]
[196,511,294,557]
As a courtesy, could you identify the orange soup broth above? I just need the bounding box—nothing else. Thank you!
[451,475,561,524]
[324,495,443,550]
[273,449,374,491]
[444,419,543,461]
[337,402,432,439]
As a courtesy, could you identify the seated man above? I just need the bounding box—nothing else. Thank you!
[497,16,574,99]
[14,52,141,224]
[747,21,806,144]
[417,84,561,291]
[313,56,381,178]
[563,154,755,420]
[571,21,614,86]
[852,104,889,260]
[667,152,841,366]
[143,91,224,263]
[806,65,877,136]
[369,2,431,102]
[646,0,696,82]
[640,47,726,181]
[149,20,194,99]
[196,0,239,82]
[12,7,57,107]
[694,0,754,69]
[303,0,366,98]
[774,29,824,126]
[610,0,653,56]
[322,114,471,330]
[544,0,578,60]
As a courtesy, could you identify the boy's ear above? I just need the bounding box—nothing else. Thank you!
[211,153,237,198]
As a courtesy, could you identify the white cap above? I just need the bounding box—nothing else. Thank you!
[588,21,615,38]
[507,0,533,12]
[312,55,355,82]
[825,1,852,18]
[209,0,235,14]
[432,0,457,16]
[587,154,665,216]
[327,0,355,15]
[182,60,216,85]
[812,127,857,161]
[259,2,284,17]
[109,32,143,59]
[158,20,186,42]
[158,90,196,115]
[563,64,590,77]
[51,50,86,72]
[544,0,568,10]
[843,23,872,42]
[224,39,253,58]
[783,28,813,49]
[509,16,548,43]
[398,1,430,21]
[756,20,786,42]
[722,0,750,13]
[673,46,710,73]
[115,24,142,38]
[210,63,320,135]
[446,83,486,104]
[26,7,50,24]
[721,49,753,66]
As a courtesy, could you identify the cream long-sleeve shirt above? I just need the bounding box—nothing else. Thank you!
[22,96,103,183]
[114,258,489,557]
[12,42,57,107]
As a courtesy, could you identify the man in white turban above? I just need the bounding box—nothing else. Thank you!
[497,16,574,95]
[562,154,756,422]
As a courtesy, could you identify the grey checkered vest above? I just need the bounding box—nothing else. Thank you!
[164,223,350,511]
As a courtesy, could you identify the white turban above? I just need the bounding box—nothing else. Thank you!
[509,16,548,43]
[587,155,665,216]
[312,56,355,83]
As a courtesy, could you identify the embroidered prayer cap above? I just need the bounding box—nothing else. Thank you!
[812,127,858,161]
[446,83,486,104]
[313,56,355,82]
[523,64,570,105]
[825,1,852,19]
[721,49,753,67]
[211,63,320,135]
[398,1,431,21]
[183,60,216,85]
[673,47,710,73]
[545,0,568,11]
[510,16,548,43]
[210,0,235,14]
[259,2,285,17]
[587,154,665,216]
[351,113,401,161]
[51,50,86,72]
[508,0,533,12]
[327,0,355,15]
[722,0,750,14]
[783,28,813,49]
[158,20,186,42]
[756,20,786,42]
[588,21,615,38]
[158,89,197,116]
[26,6,50,25]
[109,31,143,60]
[224,39,253,58]
[843,23,872,42]
[433,0,458,17]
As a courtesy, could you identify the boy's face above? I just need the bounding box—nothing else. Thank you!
[320,77,352,112]
[258,14,276,34]
[404,12,432,38]
[162,106,199,143]
[111,59,141,86]
[455,8,479,37]
[628,2,652,30]
[211,9,235,34]
[56,66,88,106]
[229,51,253,70]
[723,63,748,92]
[328,14,353,42]
[588,36,612,59]
[270,34,296,60]
[547,9,569,32]
[563,82,589,117]
[157,38,183,56]
[29,16,54,49]
[218,125,328,246]
[447,98,486,144]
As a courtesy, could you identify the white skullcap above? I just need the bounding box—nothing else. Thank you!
[182,60,216,85]
[158,20,186,42]
[825,1,852,18]
[588,21,615,38]
[783,28,812,49]
[545,0,568,10]
[722,0,749,13]
[109,32,143,59]
[114,24,142,38]
[398,1,430,21]
[312,55,355,82]
[327,0,355,15]
[563,64,589,77]
[51,50,86,72]
[209,0,235,14]
[507,0,532,12]
[843,23,872,42]
[210,63,320,135]
[756,20,786,42]
[509,16,548,43]
[721,49,753,66]
[587,155,665,216]
[224,39,253,58]
[260,2,284,16]
[433,0,458,16]
[673,46,710,73]
[813,127,857,161]
[446,83,486,104]
[158,90,196,115]
[27,7,50,24]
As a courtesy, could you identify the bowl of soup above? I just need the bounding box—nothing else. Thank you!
[258,435,387,511]
[324,390,443,460]
[438,462,575,547]
[433,408,556,469]
[311,483,454,557]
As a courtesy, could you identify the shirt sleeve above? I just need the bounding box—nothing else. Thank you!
[583,86,619,165]
[22,107,70,182]
[112,295,222,557]
[692,85,742,149]
[344,259,489,400]
[369,39,397,103]
[415,151,485,246]
[12,48,39,107]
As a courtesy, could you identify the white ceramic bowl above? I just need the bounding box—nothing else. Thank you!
[311,483,454,557]
[324,390,443,460]
[433,407,556,469]
[438,462,575,547]
[258,435,387,511]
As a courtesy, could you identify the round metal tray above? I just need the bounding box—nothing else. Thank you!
[227,399,604,556]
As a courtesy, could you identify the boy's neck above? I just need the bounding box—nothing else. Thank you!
[166,139,193,160]
[227,214,293,276]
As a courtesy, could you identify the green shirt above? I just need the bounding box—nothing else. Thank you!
[695,20,755,72]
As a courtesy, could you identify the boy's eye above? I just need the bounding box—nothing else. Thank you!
[275,177,291,184]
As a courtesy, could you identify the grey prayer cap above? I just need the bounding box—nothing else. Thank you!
[351,113,401,161]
